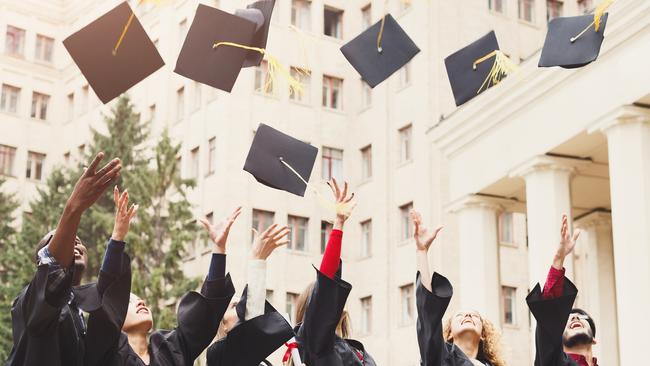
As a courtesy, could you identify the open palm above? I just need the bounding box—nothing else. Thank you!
[199,207,242,254]
[411,210,443,252]
[557,214,580,258]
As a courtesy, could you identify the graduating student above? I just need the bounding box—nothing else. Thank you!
[526,214,598,366]
[6,152,131,366]
[206,222,294,366]
[412,210,505,366]
[287,179,376,366]
[102,207,240,366]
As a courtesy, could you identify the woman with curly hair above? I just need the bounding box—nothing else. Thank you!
[412,210,506,366]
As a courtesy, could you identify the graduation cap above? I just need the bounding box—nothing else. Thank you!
[63,1,165,104]
[444,31,517,106]
[174,4,258,92]
[235,0,276,68]
[244,124,318,197]
[539,13,609,68]
[340,14,420,88]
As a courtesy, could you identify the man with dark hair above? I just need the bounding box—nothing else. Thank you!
[527,214,598,366]
[6,153,136,366]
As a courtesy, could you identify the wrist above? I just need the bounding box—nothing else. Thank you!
[552,253,565,270]
[111,232,125,241]
[213,246,226,255]
[333,218,345,230]
[64,200,85,217]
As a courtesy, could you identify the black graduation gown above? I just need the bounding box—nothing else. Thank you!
[206,286,294,366]
[294,265,376,366]
[105,274,235,366]
[6,252,132,366]
[415,272,493,366]
[526,277,580,366]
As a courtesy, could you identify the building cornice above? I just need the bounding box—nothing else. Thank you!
[588,104,650,134]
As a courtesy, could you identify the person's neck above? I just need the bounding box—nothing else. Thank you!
[127,330,150,364]
[564,344,594,366]
[454,333,480,361]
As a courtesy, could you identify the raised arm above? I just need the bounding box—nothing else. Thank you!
[247,224,289,319]
[411,210,443,292]
[48,152,121,268]
[526,214,580,366]
[319,178,355,279]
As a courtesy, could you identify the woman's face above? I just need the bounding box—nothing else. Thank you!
[450,310,483,340]
[123,293,154,333]
[221,296,240,334]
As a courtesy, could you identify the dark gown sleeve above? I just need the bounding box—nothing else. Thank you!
[79,252,133,366]
[206,286,294,366]
[296,264,351,366]
[416,271,453,366]
[526,277,578,366]
[166,274,236,364]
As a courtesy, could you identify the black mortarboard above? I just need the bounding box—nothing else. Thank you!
[444,31,504,107]
[235,0,276,68]
[539,14,609,69]
[63,1,164,104]
[174,4,258,92]
[244,124,318,197]
[340,14,420,88]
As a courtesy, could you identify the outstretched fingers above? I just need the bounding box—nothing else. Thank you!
[84,152,105,177]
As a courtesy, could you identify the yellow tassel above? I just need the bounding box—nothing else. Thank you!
[594,0,614,32]
[213,41,305,97]
[474,50,518,94]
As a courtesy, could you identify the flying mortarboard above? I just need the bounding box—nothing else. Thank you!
[174,4,258,92]
[235,0,276,68]
[63,1,165,104]
[244,124,318,197]
[538,4,611,69]
[444,31,517,106]
[340,14,420,88]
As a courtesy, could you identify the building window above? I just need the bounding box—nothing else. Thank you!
[578,0,593,13]
[176,87,185,121]
[499,212,515,245]
[254,61,274,95]
[77,144,86,161]
[190,146,199,179]
[0,145,17,176]
[291,0,312,31]
[546,0,563,21]
[399,62,411,88]
[321,147,343,181]
[360,296,372,334]
[1,84,20,114]
[80,85,89,114]
[26,152,45,181]
[252,209,275,243]
[361,145,372,179]
[63,152,71,164]
[400,0,412,12]
[178,18,188,47]
[320,221,333,254]
[361,4,372,30]
[361,219,372,258]
[193,82,202,111]
[400,202,414,241]
[67,93,74,121]
[322,75,343,110]
[362,81,372,108]
[31,92,50,120]
[34,34,54,62]
[489,0,505,13]
[400,284,415,325]
[266,289,274,302]
[207,137,216,176]
[288,215,308,251]
[502,286,517,325]
[290,67,311,103]
[5,25,25,56]
[399,124,412,163]
[518,0,535,22]
[286,292,299,321]
[324,7,343,38]
[148,104,156,123]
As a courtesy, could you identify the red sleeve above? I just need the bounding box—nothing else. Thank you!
[542,266,566,299]
[319,229,342,279]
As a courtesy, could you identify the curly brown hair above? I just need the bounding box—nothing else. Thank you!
[443,314,506,366]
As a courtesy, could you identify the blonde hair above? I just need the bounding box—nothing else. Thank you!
[442,314,506,366]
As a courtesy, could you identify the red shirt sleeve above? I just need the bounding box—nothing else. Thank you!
[319,229,342,279]
[542,266,566,299]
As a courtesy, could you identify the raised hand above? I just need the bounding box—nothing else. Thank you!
[553,214,580,270]
[68,152,122,213]
[411,210,443,253]
[327,177,355,230]
[251,224,290,261]
[111,186,138,242]
[199,207,242,254]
